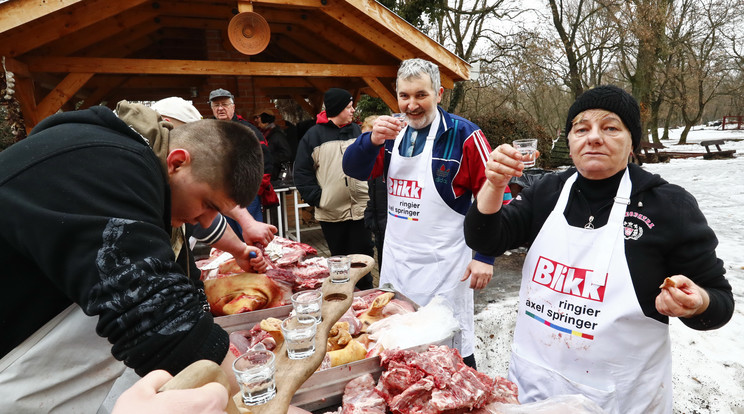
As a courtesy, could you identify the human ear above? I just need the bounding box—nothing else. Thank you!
[166,149,191,174]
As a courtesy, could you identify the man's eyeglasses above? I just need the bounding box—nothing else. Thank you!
[211,102,234,109]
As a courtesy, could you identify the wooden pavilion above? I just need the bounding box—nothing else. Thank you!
[0,0,471,133]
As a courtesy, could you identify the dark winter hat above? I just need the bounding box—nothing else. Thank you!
[259,112,275,124]
[324,88,353,117]
[565,85,642,151]
[208,88,234,102]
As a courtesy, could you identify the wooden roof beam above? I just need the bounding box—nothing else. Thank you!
[23,57,399,78]
[2,56,31,78]
[362,76,397,112]
[0,0,85,34]
[36,73,94,121]
[33,4,160,57]
[339,0,469,81]
[0,0,152,57]
[79,76,130,108]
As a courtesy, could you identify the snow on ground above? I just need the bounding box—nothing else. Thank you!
[475,127,744,414]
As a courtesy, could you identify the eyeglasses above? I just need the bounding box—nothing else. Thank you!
[211,102,234,109]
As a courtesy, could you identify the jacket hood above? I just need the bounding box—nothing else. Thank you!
[115,100,172,175]
[30,105,145,146]
[316,110,329,124]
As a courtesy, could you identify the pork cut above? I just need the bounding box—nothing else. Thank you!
[340,373,387,414]
[376,345,519,413]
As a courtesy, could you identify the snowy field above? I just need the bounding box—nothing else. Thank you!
[474,126,744,414]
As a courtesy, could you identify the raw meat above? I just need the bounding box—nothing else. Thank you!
[265,256,329,291]
[228,324,276,356]
[341,374,387,414]
[376,345,519,413]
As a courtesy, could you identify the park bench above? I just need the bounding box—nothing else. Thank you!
[700,139,736,159]
[639,141,671,163]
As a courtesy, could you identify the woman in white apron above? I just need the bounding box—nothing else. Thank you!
[464,85,733,413]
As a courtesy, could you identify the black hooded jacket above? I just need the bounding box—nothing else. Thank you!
[0,107,228,374]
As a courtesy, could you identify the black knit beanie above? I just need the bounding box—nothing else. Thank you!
[324,88,353,117]
[259,112,275,124]
[565,85,642,151]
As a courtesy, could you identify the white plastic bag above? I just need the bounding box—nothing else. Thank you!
[366,296,459,350]
[485,394,606,414]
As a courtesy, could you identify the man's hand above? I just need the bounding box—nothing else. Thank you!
[461,259,493,290]
[112,370,228,414]
[655,275,710,318]
[233,245,271,273]
[226,205,276,247]
[241,221,276,247]
[370,115,406,146]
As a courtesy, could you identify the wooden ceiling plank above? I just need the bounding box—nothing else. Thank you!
[362,76,397,112]
[24,56,399,78]
[158,16,226,31]
[252,0,323,8]
[80,21,160,57]
[0,0,85,34]
[36,73,94,120]
[1,0,151,57]
[335,0,469,82]
[270,28,335,63]
[259,10,369,63]
[36,5,159,57]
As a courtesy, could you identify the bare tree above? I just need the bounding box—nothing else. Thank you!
[670,0,738,144]
[547,0,617,99]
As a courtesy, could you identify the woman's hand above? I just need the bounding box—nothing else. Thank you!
[476,144,539,215]
[655,275,710,318]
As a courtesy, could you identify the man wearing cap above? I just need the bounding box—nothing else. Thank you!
[294,88,374,290]
[464,85,733,412]
[208,88,278,236]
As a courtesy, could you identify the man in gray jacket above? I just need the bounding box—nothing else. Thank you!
[293,88,374,289]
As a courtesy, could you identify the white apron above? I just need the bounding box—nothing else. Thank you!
[508,170,672,414]
[380,111,474,356]
[0,304,126,413]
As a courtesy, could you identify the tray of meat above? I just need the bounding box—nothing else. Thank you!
[198,236,331,316]
[218,288,460,412]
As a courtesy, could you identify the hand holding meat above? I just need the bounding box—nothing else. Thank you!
[655,275,710,318]
[369,115,406,146]
[461,259,493,290]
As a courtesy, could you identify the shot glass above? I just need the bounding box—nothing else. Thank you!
[327,255,351,283]
[280,315,317,359]
[232,349,276,406]
[512,139,538,168]
[391,112,407,124]
[291,289,322,323]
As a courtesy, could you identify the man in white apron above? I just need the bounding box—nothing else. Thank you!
[465,85,734,413]
[343,59,512,367]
